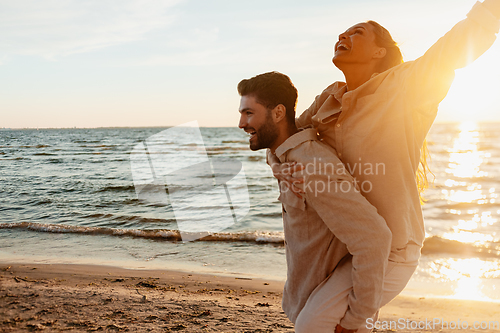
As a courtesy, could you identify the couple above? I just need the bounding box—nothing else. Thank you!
[237,1,500,332]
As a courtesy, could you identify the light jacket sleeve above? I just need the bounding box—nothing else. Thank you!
[296,95,319,129]
[266,148,280,169]
[404,1,500,113]
[302,169,392,330]
[295,83,337,128]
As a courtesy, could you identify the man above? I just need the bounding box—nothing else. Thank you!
[237,71,392,333]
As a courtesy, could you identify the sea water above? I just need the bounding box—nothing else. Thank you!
[1,123,499,300]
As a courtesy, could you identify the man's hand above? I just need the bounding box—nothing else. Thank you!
[335,324,357,333]
[270,161,305,198]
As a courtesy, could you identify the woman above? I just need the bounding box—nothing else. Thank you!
[270,2,500,332]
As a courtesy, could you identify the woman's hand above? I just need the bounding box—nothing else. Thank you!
[270,161,305,198]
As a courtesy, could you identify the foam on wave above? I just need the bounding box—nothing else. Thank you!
[2,222,499,258]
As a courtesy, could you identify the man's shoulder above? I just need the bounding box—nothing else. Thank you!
[289,138,339,161]
[287,139,348,178]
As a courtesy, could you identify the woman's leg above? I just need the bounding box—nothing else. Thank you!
[294,246,420,333]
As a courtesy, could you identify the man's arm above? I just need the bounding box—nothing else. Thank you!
[302,170,392,330]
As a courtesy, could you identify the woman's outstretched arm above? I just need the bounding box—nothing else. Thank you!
[483,0,500,18]
[405,0,500,111]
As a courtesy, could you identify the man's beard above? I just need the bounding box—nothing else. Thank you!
[250,116,278,151]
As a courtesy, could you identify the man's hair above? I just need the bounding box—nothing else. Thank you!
[237,71,297,125]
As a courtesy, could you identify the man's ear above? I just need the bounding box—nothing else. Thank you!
[272,104,286,123]
[373,47,387,59]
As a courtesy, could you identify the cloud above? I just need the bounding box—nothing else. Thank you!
[0,0,183,59]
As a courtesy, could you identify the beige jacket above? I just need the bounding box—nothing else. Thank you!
[297,1,500,255]
[275,128,391,329]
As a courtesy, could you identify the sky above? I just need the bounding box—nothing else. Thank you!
[1,0,500,128]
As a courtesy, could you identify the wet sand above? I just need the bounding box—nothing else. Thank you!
[1,263,499,332]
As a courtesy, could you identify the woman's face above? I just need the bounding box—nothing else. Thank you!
[332,23,384,68]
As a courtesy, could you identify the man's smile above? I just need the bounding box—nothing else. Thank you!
[244,128,257,141]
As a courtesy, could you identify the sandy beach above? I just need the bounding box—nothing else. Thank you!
[1,263,499,333]
[1,263,291,332]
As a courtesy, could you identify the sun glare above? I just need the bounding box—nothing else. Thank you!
[443,121,489,179]
[441,122,497,244]
[436,122,500,300]
[427,258,500,301]
[452,258,488,301]
[443,230,494,244]
[439,41,500,122]
[442,122,490,204]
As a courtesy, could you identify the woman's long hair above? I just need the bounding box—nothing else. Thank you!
[366,21,403,71]
[367,20,432,201]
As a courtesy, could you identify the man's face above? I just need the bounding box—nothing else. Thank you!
[238,95,278,151]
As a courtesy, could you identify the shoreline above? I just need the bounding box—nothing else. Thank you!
[1,262,500,332]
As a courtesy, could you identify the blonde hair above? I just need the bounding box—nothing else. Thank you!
[417,141,434,203]
[366,21,403,72]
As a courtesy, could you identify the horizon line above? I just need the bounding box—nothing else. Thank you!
[1,120,494,131]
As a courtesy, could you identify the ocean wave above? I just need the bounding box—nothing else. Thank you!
[422,236,500,258]
[96,185,136,193]
[206,146,249,151]
[255,212,283,218]
[221,140,247,144]
[2,157,30,161]
[248,155,264,161]
[0,145,51,149]
[0,222,285,243]
[79,144,119,150]
[72,140,102,144]
[0,222,181,240]
[80,213,175,224]
[33,199,53,206]
[2,222,499,257]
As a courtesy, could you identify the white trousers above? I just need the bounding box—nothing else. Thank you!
[294,245,420,333]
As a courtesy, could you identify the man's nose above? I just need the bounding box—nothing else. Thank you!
[238,115,246,129]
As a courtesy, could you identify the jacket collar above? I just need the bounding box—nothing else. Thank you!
[327,73,380,102]
[275,128,318,163]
